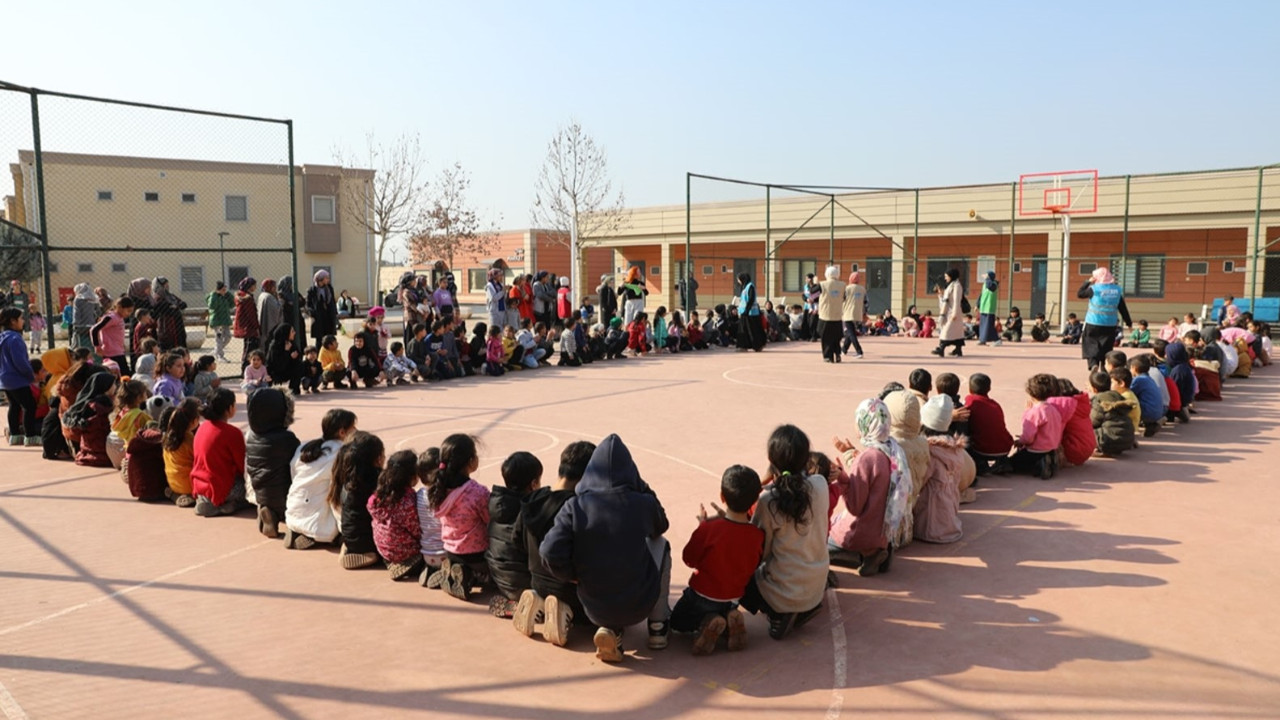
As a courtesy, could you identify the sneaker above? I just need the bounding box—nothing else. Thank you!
[338,544,380,570]
[174,493,196,508]
[283,527,316,550]
[593,627,624,663]
[543,594,573,647]
[24,436,41,447]
[7,435,20,447]
[194,496,218,517]
[489,595,518,618]
[257,506,280,538]
[440,559,470,601]
[419,566,445,589]
[647,620,670,650]
[767,612,797,641]
[691,614,727,656]
[512,590,543,637]
[930,346,944,357]
[725,609,748,652]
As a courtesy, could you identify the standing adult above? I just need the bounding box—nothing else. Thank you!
[930,268,966,358]
[841,271,867,359]
[306,269,338,346]
[233,277,261,370]
[597,274,618,328]
[677,271,699,314]
[817,266,845,363]
[485,269,508,330]
[976,270,1001,346]
[1077,266,1132,371]
[620,267,648,326]
[736,273,766,352]
[533,271,556,330]
[152,276,187,352]
[6,280,31,331]
[278,275,306,342]
[799,273,817,341]
[397,272,423,345]
[257,278,283,348]
[507,274,530,329]
[206,280,234,362]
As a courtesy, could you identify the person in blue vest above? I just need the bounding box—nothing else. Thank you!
[1077,266,1132,370]
[736,273,766,352]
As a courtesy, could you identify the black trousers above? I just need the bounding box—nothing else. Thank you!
[4,386,39,437]
[818,319,842,359]
[841,321,864,355]
[670,587,736,633]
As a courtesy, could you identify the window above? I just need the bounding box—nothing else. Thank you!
[650,265,660,276]
[701,265,712,275]
[1224,260,1237,273]
[1012,262,1023,273]
[225,195,248,222]
[1110,254,1164,298]
[181,193,196,203]
[721,265,729,273]
[179,266,205,293]
[1186,261,1208,276]
[1078,262,1097,275]
[111,262,127,273]
[227,266,250,290]
[144,192,159,202]
[47,262,59,273]
[782,259,817,292]
[77,262,93,273]
[97,190,113,202]
[849,262,860,273]
[468,268,487,293]
[311,195,336,224]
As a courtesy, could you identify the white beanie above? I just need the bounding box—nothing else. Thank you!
[920,395,954,433]
[559,276,570,287]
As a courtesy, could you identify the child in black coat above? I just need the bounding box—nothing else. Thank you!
[485,452,541,617]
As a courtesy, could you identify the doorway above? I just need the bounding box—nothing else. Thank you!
[865,257,892,314]
[926,258,970,298]
[1030,255,1048,318]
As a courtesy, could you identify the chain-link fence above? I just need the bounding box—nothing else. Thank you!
[1,80,296,378]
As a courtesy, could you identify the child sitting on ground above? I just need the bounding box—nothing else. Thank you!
[162,398,200,507]
[1010,373,1064,480]
[652,307,670,353]
[369,450,426,581]
[1158,317,1180,343]
[190,389,248,517]
[670,464,764,656]
[604,317,630,358]
[299,347,322,394]
[486,451,541,618]
[1127,355,1165,437]
[66,372,117,467]
[383,341,416,385]
[1059,313,1083,344]
[123,399,167,502]
[1046,377,1096,467]
[347,334,381,387]
[134,338,161,390]
[511,441,596,646]
[501,325,526,371]
[424,434,491,601]
[934,372,970,439]
[628,312,651,355]
[1029,314,1050,342]
[915,396,973,543]
[1109,368,1143,449]
[285,408,358,549]
[415,450,448,585]
[152,352,186,405]
[241,350,272,394]
[1127,320,1152,348]
[1089,370,1134,457]
[191,355,221,398]
[1163,341,1196,423]
[246,387,300,538]
[541,434,672,662]
[329,431,385,569]
[319,335,347,389]
[483,324,506,376]
[1001,307,1023,342]
[107,379,150,470]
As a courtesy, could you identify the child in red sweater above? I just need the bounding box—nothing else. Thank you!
[963,373,1014,476]
[190,388,248,517]
[671,465,764,656]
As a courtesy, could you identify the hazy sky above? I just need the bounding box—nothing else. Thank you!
[4,0,1279,243]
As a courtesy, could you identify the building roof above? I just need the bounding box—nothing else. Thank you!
[14,150,374,179]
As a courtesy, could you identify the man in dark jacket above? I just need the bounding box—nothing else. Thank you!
[486,452,542,616]
[245,388,300,538]
[540,434,671,663]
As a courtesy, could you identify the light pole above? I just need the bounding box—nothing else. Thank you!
[217,231,229,287]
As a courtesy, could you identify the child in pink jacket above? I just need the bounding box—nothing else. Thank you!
[422,433,491,600]
[1009,373,1064,480]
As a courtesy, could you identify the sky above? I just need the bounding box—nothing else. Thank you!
[4,0,1279,245]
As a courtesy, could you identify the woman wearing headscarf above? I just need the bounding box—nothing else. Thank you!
[597,274,618,328]
[930,268,967,358]
[882,389,929,546]
[842,271,867,358]
[71,283,100,351]
[817,266,845,363]
[233,277,261,370]
[94,287,112,311]
[484,268,508,331]
[277,275,305,342]
[736,273,766,352]
[977,270,1001,346]
[829,397,912,576]
[619,266,648,327]
[126,278,152,313]
[1077,266,1132,370]
[151,276,188,352]
[306,269,338,344]
[257,278,283,346]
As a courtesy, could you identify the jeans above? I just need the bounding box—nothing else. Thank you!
[841,320,864,355]
[213,325,231,359]
[670,587,735,633]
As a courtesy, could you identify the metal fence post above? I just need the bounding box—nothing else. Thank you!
[287,120,301,330]
[1007,182,1016,310]
[1251,166,1263,302]
[29,88,56,349]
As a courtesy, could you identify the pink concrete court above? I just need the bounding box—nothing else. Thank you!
[2,338,1278,719]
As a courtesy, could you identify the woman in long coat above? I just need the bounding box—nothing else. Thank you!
[306,269,338,344]
[152,277,187,351]
[930,268,966,358]
[977,270,1001,346]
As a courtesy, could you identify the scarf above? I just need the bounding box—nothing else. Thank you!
[73,283,94,301]
[64,371,114,430]
[856,397,912,548]
[1091,266,1116,285]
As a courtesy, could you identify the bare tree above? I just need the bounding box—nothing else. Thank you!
[409,162,500,269]
[333,133,428,294]
[531,121,629,305]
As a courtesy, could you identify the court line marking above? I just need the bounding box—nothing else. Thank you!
[0,678,29,720]
[722,365,865,394]
[825,587,847,720]
[0,540,274,639]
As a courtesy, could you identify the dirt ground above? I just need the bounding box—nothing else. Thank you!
[2,337,1278,720]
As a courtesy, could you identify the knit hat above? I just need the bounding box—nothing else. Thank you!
[367,305,386,319]
[609,317,622,328]
[238,277,257,293]
[559,276,570,287]
[920,395,954,433]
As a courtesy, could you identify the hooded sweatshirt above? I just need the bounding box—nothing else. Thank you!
[914,435,974,544]
[1164,341,1196,409]
[540,435,669,629]
[485,485,532,598]
[516,487,580,607]
[0,329,35,390]
[245,388,300,515]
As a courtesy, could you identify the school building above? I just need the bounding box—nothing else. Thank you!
[5,151,376,311]
[582,166,1280,326]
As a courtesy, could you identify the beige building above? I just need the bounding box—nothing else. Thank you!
[6,151,375,311]
[588,166,1280,324]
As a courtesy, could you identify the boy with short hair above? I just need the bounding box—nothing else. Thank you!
[934,372,970,439]
[1127,320,1152,348]
[1104,350,1128,373]
[963,373,1013,475]
[1127,355,1164,437]
[540,435,672,662]
[1010,373,1064,480]
[1109,367,1142,448]
[406,323,431,380]
[1089,370,1133,457]
[907,368,932,405]
[671,464,764,656]
[347,334,380,387]
[1059,313,1082,344]
[383,341,415,385]
[486,451,542,618]
[299,346,323,394]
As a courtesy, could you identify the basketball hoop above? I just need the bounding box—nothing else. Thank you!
[1017,169,1100,332]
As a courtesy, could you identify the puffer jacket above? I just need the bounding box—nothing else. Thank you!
[1090,391,1135,456]
[74,399,113,467]
[245,388,300,515]
[286,440,342,543]
[339,465,379,554]
[485,485,532,599]
[913,435,974,544]
[1047,393,1096,466]
[126,427,167,500]
[540,435,669,630]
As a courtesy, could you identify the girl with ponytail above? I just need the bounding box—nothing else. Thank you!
[284,408,357,550]
[421,434,489,601]
[328,431,385,569]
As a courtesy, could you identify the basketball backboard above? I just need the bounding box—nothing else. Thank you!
[1017,169,1098,216]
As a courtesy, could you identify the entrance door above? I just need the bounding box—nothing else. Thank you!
[865,257,892,314]
[926,257,970,297]
[1030,255,1048,318]
[733,258,756,293]
[1265,251,1280,296]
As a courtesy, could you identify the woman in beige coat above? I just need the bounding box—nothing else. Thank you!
[931,267,967,358]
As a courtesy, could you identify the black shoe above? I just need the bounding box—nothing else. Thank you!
[793,604,823,630]
[878,545,894,574]
[767,612,796,640]
[949,348,963,357]
[826,570,839,588]
[930,346,944,357]
[857,548,889,577]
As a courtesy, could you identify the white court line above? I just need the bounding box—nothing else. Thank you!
[722,366,863,394]
[824,587,848,720]
[0,678,29,720]
[0,540,274,639]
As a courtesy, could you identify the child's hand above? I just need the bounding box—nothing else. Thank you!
[833,435,855,454]
[952,406,971,422]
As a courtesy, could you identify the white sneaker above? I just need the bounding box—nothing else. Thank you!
[543,594,574,647]
[512,590,543,638]
[593,627,624,663]
[994,340,1003,347]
